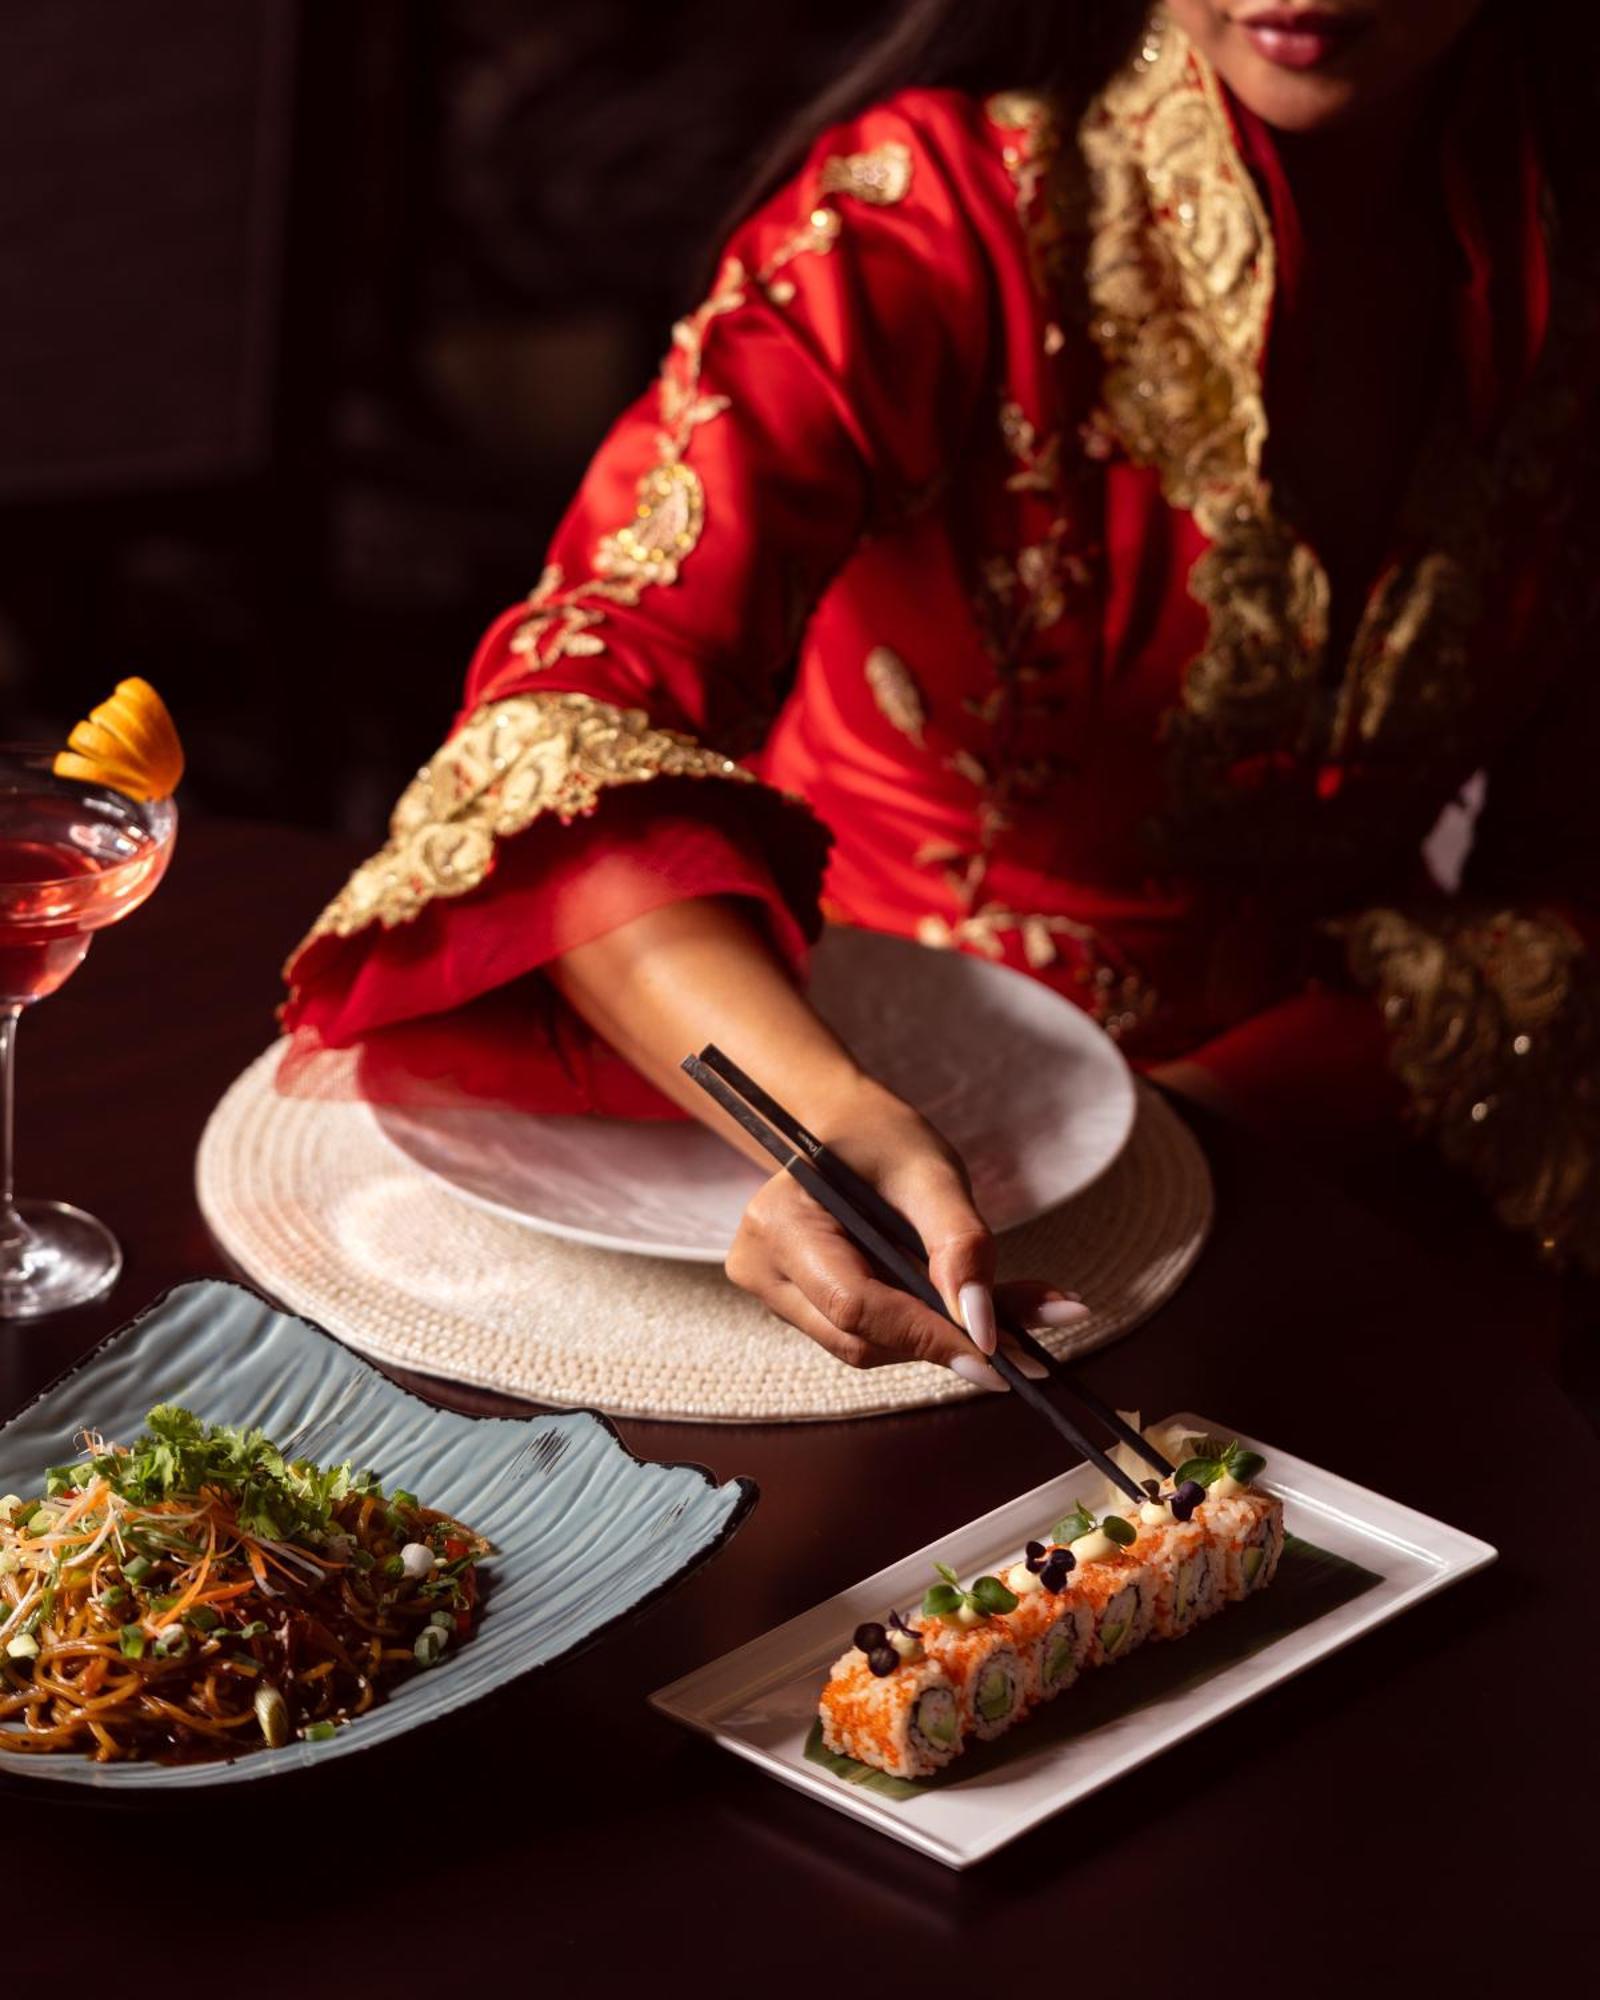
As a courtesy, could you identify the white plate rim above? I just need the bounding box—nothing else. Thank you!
[366,928,1138,1263]
[649,1412,1497,1868]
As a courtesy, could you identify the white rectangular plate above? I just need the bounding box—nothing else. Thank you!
[650,1414,1496,1868]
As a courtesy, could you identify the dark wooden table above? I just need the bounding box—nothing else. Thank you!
[2,818,1594,1988]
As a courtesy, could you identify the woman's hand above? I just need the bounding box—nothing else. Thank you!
[553,896,1087,1382]
[725,1077,1087,1384]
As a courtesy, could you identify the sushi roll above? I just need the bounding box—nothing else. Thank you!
[1199,1483,1284,1601]
[1164,1436,1284,1602]
[817,1616,962,1779]
[1048,1503,1156,1665]
[999,1547,1093,1701]
[1117,1494,1223,1640]
[916,1565,1031,1740]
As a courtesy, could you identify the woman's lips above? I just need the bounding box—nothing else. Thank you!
[1235,8,1372,71]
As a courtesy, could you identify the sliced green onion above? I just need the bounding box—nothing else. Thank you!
[413,1625,448,1668]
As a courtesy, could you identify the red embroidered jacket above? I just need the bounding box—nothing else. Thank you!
[284,21,1600,1268]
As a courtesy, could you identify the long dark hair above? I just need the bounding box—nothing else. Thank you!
[719,0,1148,239]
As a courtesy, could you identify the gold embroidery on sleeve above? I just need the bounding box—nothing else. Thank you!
[864,646,927,744]
[509,192,850,671]
[1340,906,1600,1272]
[817,140,913,206]
[293,692,759,948]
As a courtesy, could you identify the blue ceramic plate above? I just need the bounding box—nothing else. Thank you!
[0,1280,756,1789]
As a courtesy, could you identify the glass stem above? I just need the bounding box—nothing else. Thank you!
[0,1005,28,1270]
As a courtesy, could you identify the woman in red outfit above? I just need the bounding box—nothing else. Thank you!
[285,1,1600,1384]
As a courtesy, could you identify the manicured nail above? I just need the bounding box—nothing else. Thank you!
[1006,1348,1050,1381]
[958,1282,997,1355]
[950,1353,1008,1393]
[1031,1298,1091,1328]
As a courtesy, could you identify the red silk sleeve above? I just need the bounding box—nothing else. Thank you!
[281,93,996,1112]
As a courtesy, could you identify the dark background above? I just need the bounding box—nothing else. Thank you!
[0,0,894,833]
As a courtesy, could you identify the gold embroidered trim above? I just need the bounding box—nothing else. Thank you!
[1082,22,1274,535]
[295,692,754,947]
[863,646,926,744]
[1080,13,1580,873]
[817,140,913,206]
[1340,906,1600,1272]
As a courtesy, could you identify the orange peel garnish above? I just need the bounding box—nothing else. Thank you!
[54,678,184,803]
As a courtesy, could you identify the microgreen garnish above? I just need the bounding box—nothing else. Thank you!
[50,1404,386,1544]
[920,1563,1018,1622]
[1173,1438,1266,1490]
[1050,1501,1097,1545]
[1050,1500,1137,1548]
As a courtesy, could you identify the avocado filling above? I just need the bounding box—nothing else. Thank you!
[1177,1555,1209,1623]
[916,1689,958,1748]
[1242,1544,1267,1588]
[976,1664,1014,1722]
[1044,1634,1076,1685]
[1101,1585,1139,1656]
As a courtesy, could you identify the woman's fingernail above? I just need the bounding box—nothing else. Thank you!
[1008,1349,1051,1381]
[950,1353,1008,1393]
[1031,1298,1091,1328]
[958,1282,998,1355]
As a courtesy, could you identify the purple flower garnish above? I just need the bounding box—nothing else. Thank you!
[1169,1479,1207,1522]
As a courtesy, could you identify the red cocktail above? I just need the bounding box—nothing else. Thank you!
[0,751,177,1317]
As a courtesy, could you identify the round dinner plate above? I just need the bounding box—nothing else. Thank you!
[371,926,1136,1262]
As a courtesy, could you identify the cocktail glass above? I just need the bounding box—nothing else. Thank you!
[0,749,177,1318]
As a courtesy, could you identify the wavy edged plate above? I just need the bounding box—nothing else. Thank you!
[0,1280,756,1790]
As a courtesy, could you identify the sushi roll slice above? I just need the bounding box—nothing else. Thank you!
[1048,1503,1156,1665]
[817,1617,962,1779]
[1199,1484,1284,1601]
[999,1547,1093,1701]
[1117,1495,1224,1640]
[1164,1436,1285,1603]
[916,1564,1031,1740]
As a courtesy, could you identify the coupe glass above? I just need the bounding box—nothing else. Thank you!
[0,749,177,1318]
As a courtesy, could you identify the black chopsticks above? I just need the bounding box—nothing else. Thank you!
[683,1044,1173,1504]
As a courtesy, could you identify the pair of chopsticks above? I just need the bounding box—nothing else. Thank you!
[682,1044,1173,1506]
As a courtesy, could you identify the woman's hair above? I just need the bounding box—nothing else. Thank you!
[719,0,1148,237]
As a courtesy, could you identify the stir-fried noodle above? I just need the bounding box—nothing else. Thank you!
[0,1407,489,1762]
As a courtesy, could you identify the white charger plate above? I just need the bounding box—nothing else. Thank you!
[650,1414,1496,1868]
[371,925,1135,1262]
